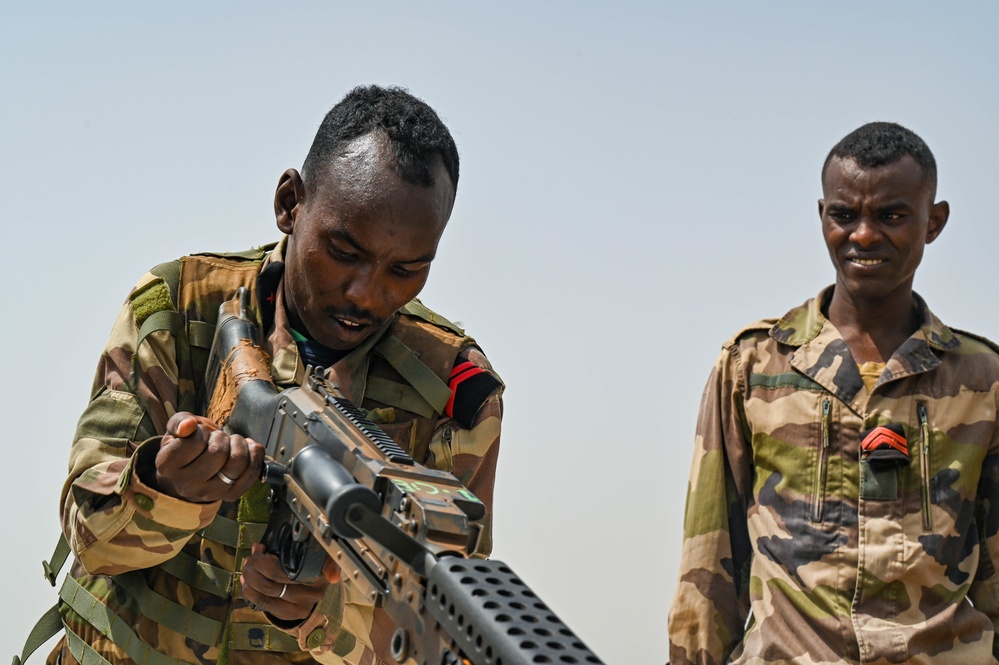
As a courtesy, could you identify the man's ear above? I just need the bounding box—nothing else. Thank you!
[274,169,306,234]
[926,200,950,244]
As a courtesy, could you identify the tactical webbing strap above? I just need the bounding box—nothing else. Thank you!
[64,624,114,665]
[136,311,184,351]
[374,336,451,414]
[158,551,235,597]
[12,534,75,665]
[12,604,62,665]
[43,535,71,586]
[113,572,224,646]
[197,515,268,550]
[229,624,300,652]
[364,376,437,419]
[187,320,216,350]
[58,576,186,665]
[400,299,464,336]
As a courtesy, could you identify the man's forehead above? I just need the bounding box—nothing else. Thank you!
[323,132,392,182]
[823,155,929,195]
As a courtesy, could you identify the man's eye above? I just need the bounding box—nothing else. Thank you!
[392,265,417,277]
[330,245,356,261]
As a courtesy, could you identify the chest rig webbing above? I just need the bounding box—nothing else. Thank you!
[19,246,474,665]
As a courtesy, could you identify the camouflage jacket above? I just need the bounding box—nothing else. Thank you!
[668,287,999,665]
[51,239,504,665]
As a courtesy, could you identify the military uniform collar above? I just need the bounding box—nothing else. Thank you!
[769,286,960,411]
[770,286,960,352]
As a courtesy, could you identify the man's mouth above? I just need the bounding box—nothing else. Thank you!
[848,257,886,267]
[336,318,364,329]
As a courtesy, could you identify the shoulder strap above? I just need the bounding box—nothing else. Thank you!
[12,534,72,665]
[12,604,63,665]
[400,298,465,335]
[373,335,453,414]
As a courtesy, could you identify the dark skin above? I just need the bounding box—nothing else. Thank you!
[819,155,949,363]
[156,131,456,622]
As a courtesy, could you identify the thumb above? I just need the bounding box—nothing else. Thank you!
[166,413,220,438]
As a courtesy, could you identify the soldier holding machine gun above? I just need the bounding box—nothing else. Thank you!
[36,85,507,665]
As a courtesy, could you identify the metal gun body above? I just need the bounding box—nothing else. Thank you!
[206,289,604,665]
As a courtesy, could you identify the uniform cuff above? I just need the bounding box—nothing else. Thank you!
[124,437,221,531]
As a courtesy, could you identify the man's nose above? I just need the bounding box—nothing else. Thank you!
[343,268,380,312]
[850,216,882,247]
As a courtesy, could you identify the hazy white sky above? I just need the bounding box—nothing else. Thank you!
[3,3,999,663]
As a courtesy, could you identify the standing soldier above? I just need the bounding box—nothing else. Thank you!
[668,122,999,664]
[33,85,504,665]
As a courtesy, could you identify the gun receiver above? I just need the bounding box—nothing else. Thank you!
[205,288,605,665]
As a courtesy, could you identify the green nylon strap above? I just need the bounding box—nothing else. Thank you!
[58,576,186,665]
[187,320,216,350]
[136,310,183,350]
[400,299,464,335]
[43,535,71,586]
[193,245,274,261]
[64,623,113,665]
[12,604,62,665]
[364,376,436,419]
[229,623,300,652]
[113,572,223,646]
[158,551,235,597]
[373,335,451,414]
[198,515,268,550]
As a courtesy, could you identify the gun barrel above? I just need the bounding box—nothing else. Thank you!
[426,558,603,665]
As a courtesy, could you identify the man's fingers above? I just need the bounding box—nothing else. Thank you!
[217,435,250,480]
[323,558,341,584]
[241,547,330,622]
[218,439,265,500]
[174,417,198,438]
[166,413,219,438]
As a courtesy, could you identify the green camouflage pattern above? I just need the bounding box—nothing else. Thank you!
[668,287,999,665]
[50,239,504,665]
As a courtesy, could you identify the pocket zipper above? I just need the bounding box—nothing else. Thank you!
[813,398,831,523]
[918,402,932,531]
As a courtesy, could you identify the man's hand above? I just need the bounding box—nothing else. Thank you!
[240,544,342,623]
[154,412,265,503]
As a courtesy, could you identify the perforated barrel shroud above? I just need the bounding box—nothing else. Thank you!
[427,558,604,665]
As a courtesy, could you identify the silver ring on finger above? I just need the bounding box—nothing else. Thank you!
[279,583,288,599]
[217,470,237,485]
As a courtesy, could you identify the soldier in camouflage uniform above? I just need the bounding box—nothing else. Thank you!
[45,86,504,665]
[668,122,999,664]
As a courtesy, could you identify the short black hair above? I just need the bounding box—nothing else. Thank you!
[302,85,459,194]
[822,122,937,191]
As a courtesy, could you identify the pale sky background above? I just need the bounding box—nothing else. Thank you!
[3,3,999,664]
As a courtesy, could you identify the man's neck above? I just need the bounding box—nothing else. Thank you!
[826,286,920,364]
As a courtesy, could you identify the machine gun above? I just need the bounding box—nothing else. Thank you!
[204,288,605,665]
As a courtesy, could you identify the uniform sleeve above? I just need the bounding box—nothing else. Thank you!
[427,346,503,558]
[61,271,221,575]
[968,388,999,660]
[667,346,754,665]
